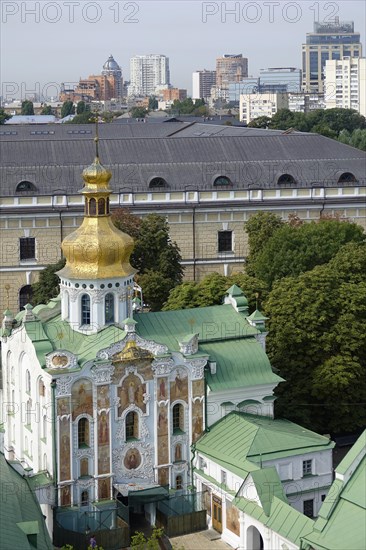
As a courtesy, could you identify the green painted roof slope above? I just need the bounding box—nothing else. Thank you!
[250,467,287,515]
[196,412,334,467]
[302,432,366,550]
[234,495,314,546]
[134,304,258,351]
[201,339,283,391]
[0,452,53,550]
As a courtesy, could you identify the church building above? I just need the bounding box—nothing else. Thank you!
[0,137,335,549]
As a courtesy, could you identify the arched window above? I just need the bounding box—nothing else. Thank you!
[338,172,357,183]
[64,291,70,320]
[176,475,183,490]
[173,404,184,433]
[174,443,183,462]
[81,294,91,326]
[106,197,110,214]
[89,198,96,215]
[26,370,31,393]
[105,293,115,324]
[98,198,105,215]
[277,173,297,185]
[19,285,33,311]
[81,490,89,506]
[126,411,138,440]
[149,177,168,189]
[39,379,45,397]
[213,176,231,186]
[16,180,37,193]
[78,418,89,447]
[80,458,89,477]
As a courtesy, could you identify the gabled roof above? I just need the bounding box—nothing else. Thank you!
[0,453,53,550]
[249,467,287,515]
[302,431,366,550]
[195,412,334,469]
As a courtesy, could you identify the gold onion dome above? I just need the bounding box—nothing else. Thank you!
[58,141,135,280]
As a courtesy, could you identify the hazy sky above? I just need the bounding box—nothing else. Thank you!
[1,0,365,100]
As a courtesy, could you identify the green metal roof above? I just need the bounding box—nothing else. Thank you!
[301,432,366,550]
[233,495,314,546]
[247,309,268,321]
[134,305,258,351]
[202,339,283,391]
[196,412,334,467]
[226,284,247,298]
[250,467,287,515]
[0,452,53,550]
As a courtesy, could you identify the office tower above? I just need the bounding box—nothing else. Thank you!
[216,54,248,88]
[302,18,362,93]
[259,67,301,94]
[325,57,366,116]
[192,70,216,100]
[129,55,170,96]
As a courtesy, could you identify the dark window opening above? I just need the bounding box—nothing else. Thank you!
[218,231,232,253]
[303,499,314,518]
[81,490,89,506]
[19,285,33,310]
[213,176,231,186]
[126,411,138,440]
[149,177,168,189]
[176,475,183,490]
[98,198,105,215]
[78,418,89,447]
[105,293,115,324]
[81,294,90,325]
[89,198,96,215]
[277,173,297,185]
[338,172,357,183]
[173,403,184,433]
[16,180,37,193]
[20,237,35,260]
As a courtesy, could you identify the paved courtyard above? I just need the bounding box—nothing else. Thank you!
[170,529,232,550]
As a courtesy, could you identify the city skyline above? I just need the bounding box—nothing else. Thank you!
[1,1,365,100]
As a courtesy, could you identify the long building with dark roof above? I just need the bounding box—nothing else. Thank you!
[0,120,365,313]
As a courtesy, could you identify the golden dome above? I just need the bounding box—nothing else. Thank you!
[57,143,136,280]
[58,216,135,279]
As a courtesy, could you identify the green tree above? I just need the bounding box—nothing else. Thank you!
[61,100,75,118]
[111,208,142,239]
[251,218,365,288]
[0,108,12,124]
[66,111,94,124]
[266,242,366,434]
[76,100,86,114]
[244,212,284,277]
[113,212,184,310]
[130,106,147,119]
[41,104,52,115]
[248,116,271,129]
[31,257,66,306]
[21,100,34,115]
[148,96,158,110]
[131,527,164,550]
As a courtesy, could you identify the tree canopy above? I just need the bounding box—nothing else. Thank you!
[61,100,75,118]
[112,210,184,310]
[21,100,34,115]
[41,105,52,115]
[0,108,12,124]
[31,257,66,306]
[266,242,366,434]
[245,214,365,288]
[130,106,148,119]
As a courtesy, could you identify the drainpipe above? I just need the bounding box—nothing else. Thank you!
[190,443,196,493]
[192,205,196,281]
[204,365,210,433]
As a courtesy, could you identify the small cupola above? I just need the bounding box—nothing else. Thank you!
[224,285,249,314]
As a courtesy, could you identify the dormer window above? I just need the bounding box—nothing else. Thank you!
[149,177,168,189]
[338,172,357,183]
[213,176,231,186]
[16,180,37,193]
[277,173,297,185]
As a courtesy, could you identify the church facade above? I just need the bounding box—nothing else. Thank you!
[1,142,335,548]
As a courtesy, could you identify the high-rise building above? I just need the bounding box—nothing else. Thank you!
[192,70,216,100]
[129,55,170,96]
[239,93,289,124]
[259,67,301,94]
[302,19,362,93]
[325,57,366,116]
[216,54,248,89]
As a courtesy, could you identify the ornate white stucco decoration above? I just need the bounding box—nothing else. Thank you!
[97,332,168,361]
[178,334,199,356]
[68,288,79,303]
[77,477,95,489]
[173,462,188,473]
[75,448,94,459]
[113,442,154,481]
[192,396,205,404]
[56,376,73,396]
[90,364,115,384]
[89,289,106,304]
[135,334,168,356]
[188,358,207,379]
[46,350,78,371]
[151,357,175,376]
